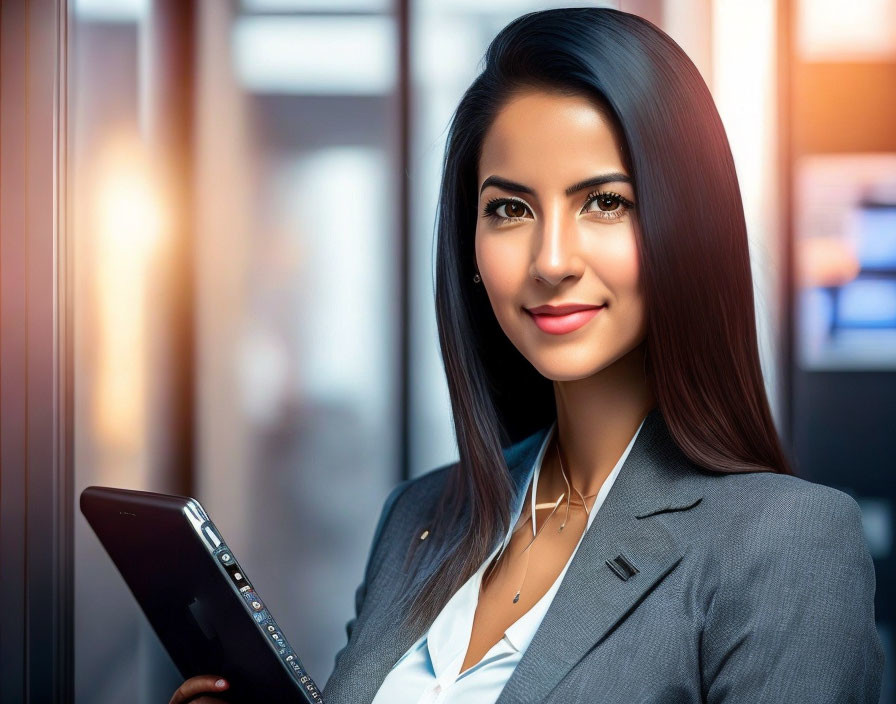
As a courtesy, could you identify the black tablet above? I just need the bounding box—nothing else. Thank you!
[80,486,324,704]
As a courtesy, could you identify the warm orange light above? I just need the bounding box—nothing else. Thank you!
[797,237,861,288]
[98,168,165,253]
[798,0,896,60]
[90,132,167,456]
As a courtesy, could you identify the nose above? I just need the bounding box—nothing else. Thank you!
[530,206,585,286]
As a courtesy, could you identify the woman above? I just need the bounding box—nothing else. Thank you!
[170,7,883,704]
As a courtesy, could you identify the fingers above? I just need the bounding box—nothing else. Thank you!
[168,676,229,704]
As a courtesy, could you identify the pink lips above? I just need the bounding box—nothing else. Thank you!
[525,304,606,335]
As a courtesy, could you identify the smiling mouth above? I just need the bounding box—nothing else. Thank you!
[524,304,606,335]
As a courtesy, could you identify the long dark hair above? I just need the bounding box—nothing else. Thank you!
[394,6,793,637]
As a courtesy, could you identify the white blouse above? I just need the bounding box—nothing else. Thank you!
[371,415,647,704]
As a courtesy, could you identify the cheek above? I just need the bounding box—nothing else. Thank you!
[591,226,641,298]
[475,229,527,300]
[613,241,647,340]
[588,228,646,338]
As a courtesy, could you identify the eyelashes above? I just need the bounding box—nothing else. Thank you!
[481,190,636,224]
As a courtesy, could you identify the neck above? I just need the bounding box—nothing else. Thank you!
[540,340,655,500]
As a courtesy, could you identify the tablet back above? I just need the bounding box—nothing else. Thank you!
[80,486,323,704]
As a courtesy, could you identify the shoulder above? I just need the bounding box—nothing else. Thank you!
[366,460,455,558]
[374,428,546,546]
[698,473,883,699]
[378,431,541,536]
[385,460,454,521]
[696,469,873,611]
[701,468,865,546]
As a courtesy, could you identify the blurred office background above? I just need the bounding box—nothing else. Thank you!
[1,0,893,702]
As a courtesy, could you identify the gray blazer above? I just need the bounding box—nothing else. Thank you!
[323,407,884,703]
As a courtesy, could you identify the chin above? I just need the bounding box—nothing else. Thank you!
[524,348,616,382]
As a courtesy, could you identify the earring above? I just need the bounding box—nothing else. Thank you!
[472,273,481,283]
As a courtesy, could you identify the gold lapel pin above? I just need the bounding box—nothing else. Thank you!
[419,529,430,540]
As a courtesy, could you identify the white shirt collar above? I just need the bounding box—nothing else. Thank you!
[503,415,646,653]
[422,414,648,677]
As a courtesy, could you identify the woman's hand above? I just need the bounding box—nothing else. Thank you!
[168,675,230,704]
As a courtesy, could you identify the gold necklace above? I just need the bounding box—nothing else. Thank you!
[506,436,597,604]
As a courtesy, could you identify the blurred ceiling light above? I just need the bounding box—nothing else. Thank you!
[75,0,148,22]
[798,0,896,60]
[233,16,396,94]
[242,0,390,10]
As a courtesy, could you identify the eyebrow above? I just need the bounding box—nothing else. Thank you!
[478,172,632,198]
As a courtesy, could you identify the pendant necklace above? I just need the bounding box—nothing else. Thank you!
[508,436,599,604]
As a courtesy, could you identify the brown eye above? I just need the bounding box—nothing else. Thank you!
[481,197,532,222]
[596,194,620,212]
[505,201,527,218]
[582,190,635,221]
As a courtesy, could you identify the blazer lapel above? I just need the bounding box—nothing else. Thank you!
[326,407,704,704]
[495,406,704,704]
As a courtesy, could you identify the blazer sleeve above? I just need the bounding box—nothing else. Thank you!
[701,484,884,703]
[332,478,413,674]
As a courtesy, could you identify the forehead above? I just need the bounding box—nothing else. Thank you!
[478,89,628,186]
